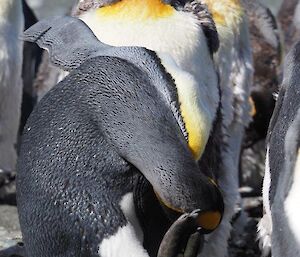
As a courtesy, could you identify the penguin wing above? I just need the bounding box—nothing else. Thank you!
[243,0,281,50]
[22,16,108,71]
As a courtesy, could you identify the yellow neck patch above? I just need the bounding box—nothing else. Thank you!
[203,0,243,29]
[96,0,174,21]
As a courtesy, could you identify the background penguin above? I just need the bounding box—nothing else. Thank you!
[0,0,24,174]
[259,0,284,15]
[258,40,300,257]
[191,1,253,256]
[17,16,224,257]
[240,0,282,194]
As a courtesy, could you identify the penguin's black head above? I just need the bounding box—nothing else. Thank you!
[154,173,224,234]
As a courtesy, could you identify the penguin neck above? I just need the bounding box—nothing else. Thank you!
[80,9,219,160]
[0,0,22,26]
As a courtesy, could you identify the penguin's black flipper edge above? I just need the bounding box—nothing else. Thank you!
[22,16,107,72]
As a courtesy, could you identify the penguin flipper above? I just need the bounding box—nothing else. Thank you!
[22,16,108,72]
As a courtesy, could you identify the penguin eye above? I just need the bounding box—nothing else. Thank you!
[196,211,222,233]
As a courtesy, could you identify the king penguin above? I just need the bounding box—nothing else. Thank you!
[0,0,24,173]
[73,1,226,255]
[258,40,300,257]
[17,16,224,257]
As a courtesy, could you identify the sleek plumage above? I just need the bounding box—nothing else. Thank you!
[258,40,300,257]
[17,16,224,257]
[0,0,24,172]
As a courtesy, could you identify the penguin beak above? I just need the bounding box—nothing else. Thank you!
[196,210,222,233]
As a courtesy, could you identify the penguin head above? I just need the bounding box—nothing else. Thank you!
[153,168,224,234]
[157,189,224,234]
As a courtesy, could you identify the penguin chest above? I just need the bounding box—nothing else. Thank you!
[98,193,147,257]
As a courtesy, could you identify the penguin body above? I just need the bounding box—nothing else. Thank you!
[17,17,224,257]
[258,40,300,257]
[0,0,24,172]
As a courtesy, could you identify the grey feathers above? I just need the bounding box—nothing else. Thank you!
[243,0,281,50]
[22,16,109,71]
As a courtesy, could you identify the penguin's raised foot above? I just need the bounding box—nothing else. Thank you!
[0,242,26,257]
[158,210,204,257]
